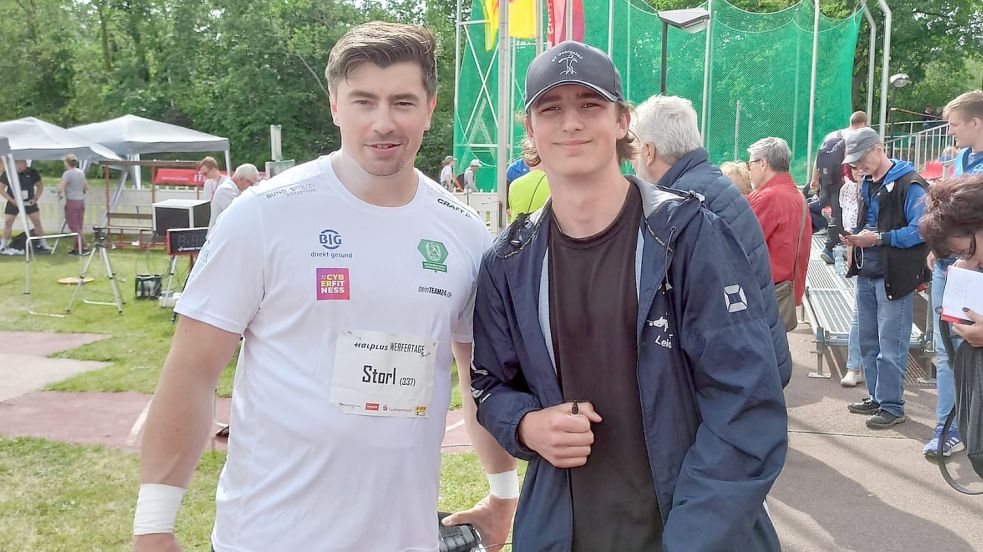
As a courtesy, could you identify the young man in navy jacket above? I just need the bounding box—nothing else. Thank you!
[470,41,788,551]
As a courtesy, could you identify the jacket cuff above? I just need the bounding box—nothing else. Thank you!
[477,392,542,462]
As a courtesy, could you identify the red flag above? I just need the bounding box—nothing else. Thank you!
[547,0,584,46]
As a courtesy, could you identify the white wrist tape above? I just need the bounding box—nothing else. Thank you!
[134,484,185,535]
[486,470,520,500]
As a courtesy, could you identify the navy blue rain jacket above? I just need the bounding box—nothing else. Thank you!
[657,148,792,387]
[471,176,788,551]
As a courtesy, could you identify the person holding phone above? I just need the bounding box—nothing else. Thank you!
[841,128,929,429]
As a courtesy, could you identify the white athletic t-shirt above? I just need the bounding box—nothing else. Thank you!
[175,153,491,552]
[207,180,240,233]
[203,175,232,201]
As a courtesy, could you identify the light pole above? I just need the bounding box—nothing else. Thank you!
[887,72,910,139]
[658,8,710,95]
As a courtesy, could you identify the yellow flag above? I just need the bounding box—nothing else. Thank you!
[483,0,499,51]
[509,0,536,39]
[484,0,537,51]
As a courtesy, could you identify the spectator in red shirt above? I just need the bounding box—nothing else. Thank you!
[747,137,811,305]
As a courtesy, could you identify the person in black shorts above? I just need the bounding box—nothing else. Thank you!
[1,160,51,252]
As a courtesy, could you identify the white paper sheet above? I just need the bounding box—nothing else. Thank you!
[941,266,983,324]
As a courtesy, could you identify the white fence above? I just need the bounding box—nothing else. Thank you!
[31,188,504,237]
[884,122,956,177]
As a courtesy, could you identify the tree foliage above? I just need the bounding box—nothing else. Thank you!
[0,0,979,175]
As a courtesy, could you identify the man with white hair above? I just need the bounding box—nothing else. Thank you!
[747,137,811,319]
[632,95,791,387]
[207,163,260,232]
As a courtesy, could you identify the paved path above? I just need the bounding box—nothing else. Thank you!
[1,329,982,550]
[0,331,109,402]
[0,390,471,454]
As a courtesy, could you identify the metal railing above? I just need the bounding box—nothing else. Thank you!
[884,121,957,178]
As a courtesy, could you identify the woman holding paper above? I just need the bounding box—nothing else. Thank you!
[920,174,983,347]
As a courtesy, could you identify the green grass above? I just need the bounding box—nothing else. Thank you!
[0,246,464,406]
[0,437,518,551]
[0,243,482,549]
[0,247,236,396]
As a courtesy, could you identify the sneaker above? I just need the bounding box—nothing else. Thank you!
[68,248,90,256]
[1,247,22,256]
[840,370,864,387]
[820,249,835,265]
[847,397,880,414]
[923,426,965,458]
[35,242,52,253]
[866,409,906,429]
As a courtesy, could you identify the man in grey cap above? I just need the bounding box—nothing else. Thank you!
[841,127,929,429]
[470,40,786,551]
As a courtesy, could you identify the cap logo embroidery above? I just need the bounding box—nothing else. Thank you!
[551,50,583,75]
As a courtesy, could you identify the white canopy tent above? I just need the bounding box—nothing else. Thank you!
[70,115,231,189]
[0,118,122,242]
[0,120,125,317]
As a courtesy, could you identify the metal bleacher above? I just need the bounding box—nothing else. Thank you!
[801,232,930,379]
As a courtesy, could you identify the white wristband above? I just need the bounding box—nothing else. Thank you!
[486,469,520,500]
[134,484,185,535]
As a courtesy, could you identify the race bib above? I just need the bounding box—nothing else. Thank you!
[330,330,437,418]
[20,189,29,200]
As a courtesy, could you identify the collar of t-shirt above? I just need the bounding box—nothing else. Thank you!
[966,149,983,170]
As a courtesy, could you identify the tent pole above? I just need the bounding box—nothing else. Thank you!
[102,170,129,227]
[130,154,142,189]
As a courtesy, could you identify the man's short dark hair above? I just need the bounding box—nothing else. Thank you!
[849,111,868,126]
[325,22,437,100]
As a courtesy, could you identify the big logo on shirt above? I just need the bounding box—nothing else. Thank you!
[316,268,350,300]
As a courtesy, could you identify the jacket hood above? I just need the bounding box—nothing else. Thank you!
[883,159,916,184]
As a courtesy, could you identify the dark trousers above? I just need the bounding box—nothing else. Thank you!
[824,186,843,252]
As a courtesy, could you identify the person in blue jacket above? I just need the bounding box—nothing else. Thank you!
[470,40,788,552]
[631,94,792,388]
[842,127,929,429]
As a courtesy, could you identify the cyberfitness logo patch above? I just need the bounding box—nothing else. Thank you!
[316,268,350,300]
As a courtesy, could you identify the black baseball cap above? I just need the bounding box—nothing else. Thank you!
[524,41,624,111]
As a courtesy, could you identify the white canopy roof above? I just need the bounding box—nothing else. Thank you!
[70,114,229,156]
[0,117,121,161]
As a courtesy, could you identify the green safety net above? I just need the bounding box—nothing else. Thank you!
[455,0,863,189]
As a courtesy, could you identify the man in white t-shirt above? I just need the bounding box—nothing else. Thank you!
[463,159,479,191]
[207,163,260,234]
[439,155,458,192]
[198,156,232,201]
[135,22,517,552]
